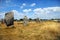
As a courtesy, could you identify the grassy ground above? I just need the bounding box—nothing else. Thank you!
[0,21,60,40]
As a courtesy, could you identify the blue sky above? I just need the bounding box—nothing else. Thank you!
[0,0,60,19]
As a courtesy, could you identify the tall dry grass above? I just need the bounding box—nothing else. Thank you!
[0,21,60,40]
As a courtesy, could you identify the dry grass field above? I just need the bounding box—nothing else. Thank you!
[0,21,60,40]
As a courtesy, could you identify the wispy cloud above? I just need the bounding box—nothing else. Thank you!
[23,9,32,13]
[22,3,26,6]
[20,3,26,9]
[30,3,36,7]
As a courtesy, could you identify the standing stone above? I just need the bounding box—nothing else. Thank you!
[4,12,14,26]
[36,18,40,23]
[23,16,28,26]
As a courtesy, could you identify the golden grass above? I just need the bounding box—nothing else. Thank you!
[0,21,60,40]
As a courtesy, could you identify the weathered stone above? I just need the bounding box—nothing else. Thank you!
[23,16,28,26]
[36,18,40,23]
[4,12,14,26]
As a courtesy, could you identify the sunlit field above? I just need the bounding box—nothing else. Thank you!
[0,21,60,40]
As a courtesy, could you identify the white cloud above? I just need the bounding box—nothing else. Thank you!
[33,8,44,14]
[23,9,32,13]
[0,10,24,20]
[33,7,60,19]
[33,7,60,14]
[20,3,26,9]
[30,3,36,7]
[0,12,5,19]
[12,10,24,19]
[22,3,26,6]
[23,9,32,17]
[0,7,60,19]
